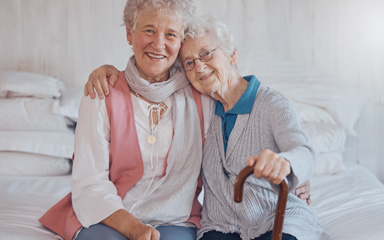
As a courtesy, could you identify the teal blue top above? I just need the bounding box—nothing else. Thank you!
[215,75,260,153]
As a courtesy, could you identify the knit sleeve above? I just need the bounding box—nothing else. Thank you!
[265,91,315,191]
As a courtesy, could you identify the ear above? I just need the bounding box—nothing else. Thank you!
[230,48,238,65]
[126,26,132,45]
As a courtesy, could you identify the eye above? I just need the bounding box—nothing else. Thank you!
[167,32,177,38]
[184,60,194,67]
[145,29,154,34]
[200,51,212,60]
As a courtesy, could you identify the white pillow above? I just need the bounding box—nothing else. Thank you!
[301,122,346,154]
[0,130,74,159]
[0,71,65,99]
[294,101,335,124]
[267,80,365,136]
[237,55,365,135]
[0,151,71,176]
[315,151,346,176]
[53,86,83,122]
[0,98,68,131]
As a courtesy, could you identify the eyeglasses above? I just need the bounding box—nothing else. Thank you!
[183,47,219,71]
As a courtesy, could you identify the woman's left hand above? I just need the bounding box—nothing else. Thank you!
[295,181,311,205]
[247,149,291,185]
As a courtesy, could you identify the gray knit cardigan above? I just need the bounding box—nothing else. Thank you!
[198,82,330,240]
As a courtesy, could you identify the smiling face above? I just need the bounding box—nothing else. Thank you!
[127,8,183,83]
[180,34,236,97]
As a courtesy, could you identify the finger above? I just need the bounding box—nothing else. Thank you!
[295,185,305,195]
[100,76,110,96]
[247,156,257,167]
[298,192,310,200]
[295,181,310,195]
[253,156,267,179]
[85,81,96,99]
[295,185,309,196]
[307,197,312,205]
[93,77,105,99]
[151,229,160,240]
[137,230,151,240]
[295,188,304,196]
[272,161,289,185]
[272,160,291,185]
[84,84,89,97]
[259,152,278,179]
[108,70,119,87]
[269,165,281,184]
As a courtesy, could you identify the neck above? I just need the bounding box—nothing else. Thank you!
[128,85,161,105]
[213,74,248,112]
[136,63,170,84]
[145,73,169,84]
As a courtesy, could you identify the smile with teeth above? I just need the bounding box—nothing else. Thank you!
[147,52,165,59]
[200,71,214,81]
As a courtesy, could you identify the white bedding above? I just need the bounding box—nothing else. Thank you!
[1,164,383,240]
[0,175,71,240]
[311,164,384,239]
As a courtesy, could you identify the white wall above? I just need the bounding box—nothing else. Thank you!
[0,0,130,87]
[1,0,383,181]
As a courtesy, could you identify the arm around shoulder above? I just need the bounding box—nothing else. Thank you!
[84,65,119,99]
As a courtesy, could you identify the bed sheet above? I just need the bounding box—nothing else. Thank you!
[311,164,384,240]
[1,165,384,240]
[0,175,71,240]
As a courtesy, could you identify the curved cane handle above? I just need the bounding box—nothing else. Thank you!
[234,166,289,240]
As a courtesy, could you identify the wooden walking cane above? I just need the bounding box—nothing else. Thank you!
[234,166,289,240]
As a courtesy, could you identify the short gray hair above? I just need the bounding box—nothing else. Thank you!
[123,0,195,38]
[184,15,236,57]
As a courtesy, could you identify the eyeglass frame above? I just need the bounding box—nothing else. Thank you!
[182,47,220,71]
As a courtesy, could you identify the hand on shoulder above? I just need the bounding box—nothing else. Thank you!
[84,64,119,99]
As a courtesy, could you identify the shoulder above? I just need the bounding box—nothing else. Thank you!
[79,95,106,111]
[255,82,294,111]
[78,95,107,121]
[251,82,298,125]
[201,94,215,137]
[107,72,130,96]
[104,72,132,110]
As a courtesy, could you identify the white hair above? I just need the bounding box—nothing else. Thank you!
[123,0,195,38]
[184,15,236,56]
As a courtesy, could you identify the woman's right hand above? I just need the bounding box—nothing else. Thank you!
[129,222,160,240]
[102,209,160,240]
[84,64,119,99]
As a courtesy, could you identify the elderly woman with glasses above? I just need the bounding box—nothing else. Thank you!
[179,16,329,240]
[39,1,213,240]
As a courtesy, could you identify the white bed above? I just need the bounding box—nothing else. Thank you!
[1,165,383,240]
[0,175,71,240]
[311,164,384,239]
[1,68,384,240]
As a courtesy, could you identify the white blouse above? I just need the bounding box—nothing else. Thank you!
[71,91,214,229]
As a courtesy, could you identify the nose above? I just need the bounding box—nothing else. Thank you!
[194,58,206,72]
[151,34,166,51]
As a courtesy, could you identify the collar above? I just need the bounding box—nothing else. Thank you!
[215,75,260,116]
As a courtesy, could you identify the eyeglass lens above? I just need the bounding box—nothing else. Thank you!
[184,48,217,71]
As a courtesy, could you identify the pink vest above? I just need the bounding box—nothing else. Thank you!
[39,72,204,240]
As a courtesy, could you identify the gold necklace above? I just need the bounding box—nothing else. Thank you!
[129,88,167,144]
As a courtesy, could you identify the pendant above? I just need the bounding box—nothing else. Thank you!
[148,135,157,144]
